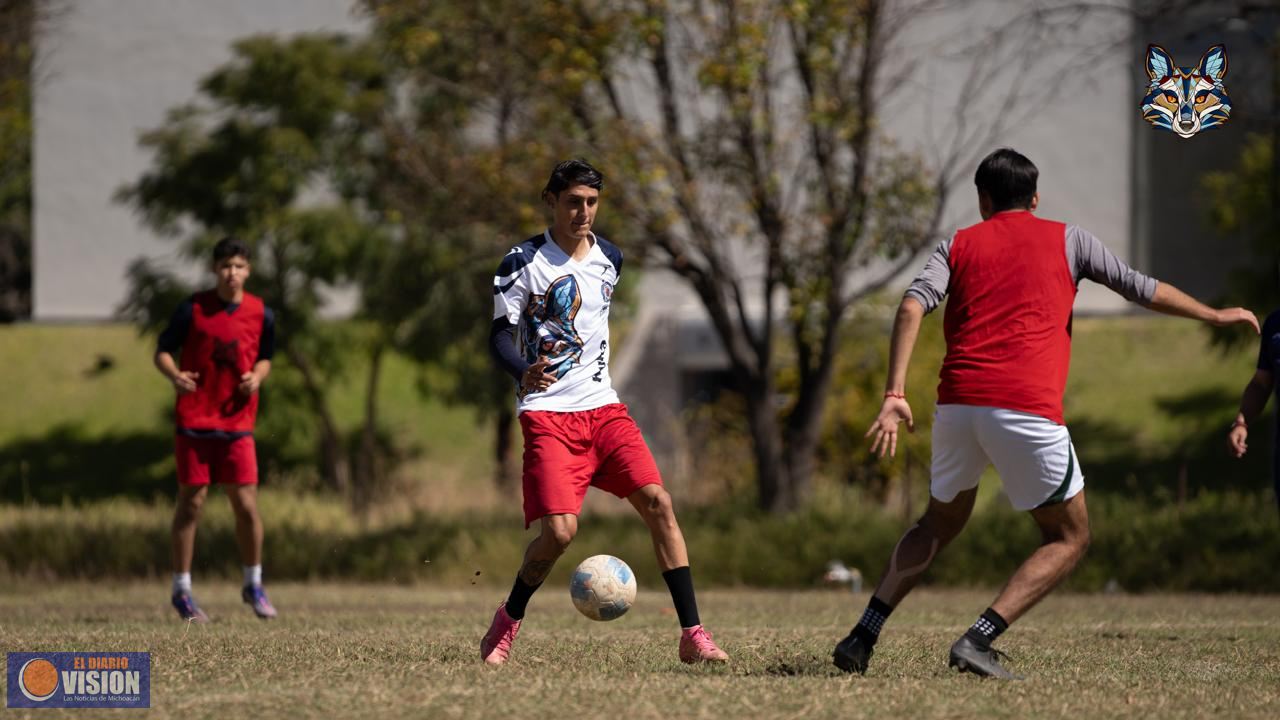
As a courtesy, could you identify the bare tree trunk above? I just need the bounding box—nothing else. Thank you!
[782,319,846,510]
[780,428,817,512]
[493,405,517,489]
[287,345,349,494]
[742,381,789,512]
[352,342,386,515]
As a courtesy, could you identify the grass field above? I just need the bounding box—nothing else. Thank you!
[2,584,1278,718]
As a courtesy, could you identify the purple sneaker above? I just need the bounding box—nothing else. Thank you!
[241,584,278,619]
[171,591,209,623]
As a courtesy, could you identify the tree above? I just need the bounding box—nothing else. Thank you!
[119,29,545,505]
[1203,133,1280,347]
[118,34,392,504]
[366,0,1022,511]
[0,0,58,321]
[364,0,610,487]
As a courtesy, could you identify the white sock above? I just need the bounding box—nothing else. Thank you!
[243,565,262,587]
[172,572,192,595]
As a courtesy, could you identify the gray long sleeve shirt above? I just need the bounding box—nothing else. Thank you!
[904,224,1157,313]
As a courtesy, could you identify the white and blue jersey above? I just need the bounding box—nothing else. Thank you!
[493,230,622,414]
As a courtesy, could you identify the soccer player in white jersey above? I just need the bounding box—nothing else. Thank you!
[480,159,729,666]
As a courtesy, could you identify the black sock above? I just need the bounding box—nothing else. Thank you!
[852,596,895,646]
[505,576,542,620]
[963,607,1009,649]
[662,566,701,628]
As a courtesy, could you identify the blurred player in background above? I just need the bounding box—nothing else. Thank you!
[1227,304,1280,515]
[154,237,277,622]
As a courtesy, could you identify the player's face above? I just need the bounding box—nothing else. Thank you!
[213,256,251,293]
[549,185,599,243]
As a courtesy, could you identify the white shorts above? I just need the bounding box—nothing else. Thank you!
[931,404,1084,511]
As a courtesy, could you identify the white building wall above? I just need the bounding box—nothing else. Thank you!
[33,0,362,319]
[33,0,1135,321]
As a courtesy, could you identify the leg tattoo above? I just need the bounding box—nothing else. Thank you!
[519,559,556,586]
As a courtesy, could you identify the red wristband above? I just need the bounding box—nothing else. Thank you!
[884,391,905,399]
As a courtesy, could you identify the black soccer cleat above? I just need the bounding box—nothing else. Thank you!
[832,630,874,675]
[948,635,1023,680]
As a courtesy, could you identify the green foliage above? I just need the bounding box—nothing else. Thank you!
[115,33,392,360]
[117,33,450,502]
[3,489,1278,592]
[0,0,35,321]
[366,0,943,511]
[1202,133,1280,349]
[813,302,949,498]
[710,308,1266,505]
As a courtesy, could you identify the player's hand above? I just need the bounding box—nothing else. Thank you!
[238,371,261,396]
[171,371,199,394]
[1212,307,1260,334]
[865,396,914,458]
[1228,423,1249,458]
[521,357,558,394]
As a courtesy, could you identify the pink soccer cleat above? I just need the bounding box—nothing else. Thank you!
[480,603,522,666]
[679,625,729,664]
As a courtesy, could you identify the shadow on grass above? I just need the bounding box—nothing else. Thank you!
[1071,386,1273,500]
[759,655,845,677]
[0,423,172,503]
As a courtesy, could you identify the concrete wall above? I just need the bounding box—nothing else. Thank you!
[33,0,362,319]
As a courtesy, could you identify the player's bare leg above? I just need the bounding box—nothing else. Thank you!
[226,483,276,618]
[876,488,977,604]
[628,483,688,571]
[520,513,578,584]
[990,491,1090,621]
[172,485,208,574]
[949,491,1090,679]
[482,514,577,666]
[834,488,976,673]
[225,484,263,567]
[170,484,209,622]
[628,484,727,663]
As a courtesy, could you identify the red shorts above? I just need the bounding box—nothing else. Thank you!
[519,403,662,528]
[175,434,258,486]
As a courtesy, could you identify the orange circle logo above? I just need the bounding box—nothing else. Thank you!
[18,658,59,702]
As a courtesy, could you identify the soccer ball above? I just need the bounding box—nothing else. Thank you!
[569,555,637,621]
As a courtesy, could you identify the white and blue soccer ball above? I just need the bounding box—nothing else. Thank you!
[569,554,637,621]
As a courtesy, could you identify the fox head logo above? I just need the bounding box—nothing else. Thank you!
[1141,44,1230,138]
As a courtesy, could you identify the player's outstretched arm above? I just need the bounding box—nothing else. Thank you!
[866,297,923,458]
[1229,368,1273,458]
[1143,282,1260,333]
[1070,227,1253,331]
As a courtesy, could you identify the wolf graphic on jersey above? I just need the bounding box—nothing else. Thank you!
[1141,44,1230,138]
[521,274,584,380]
